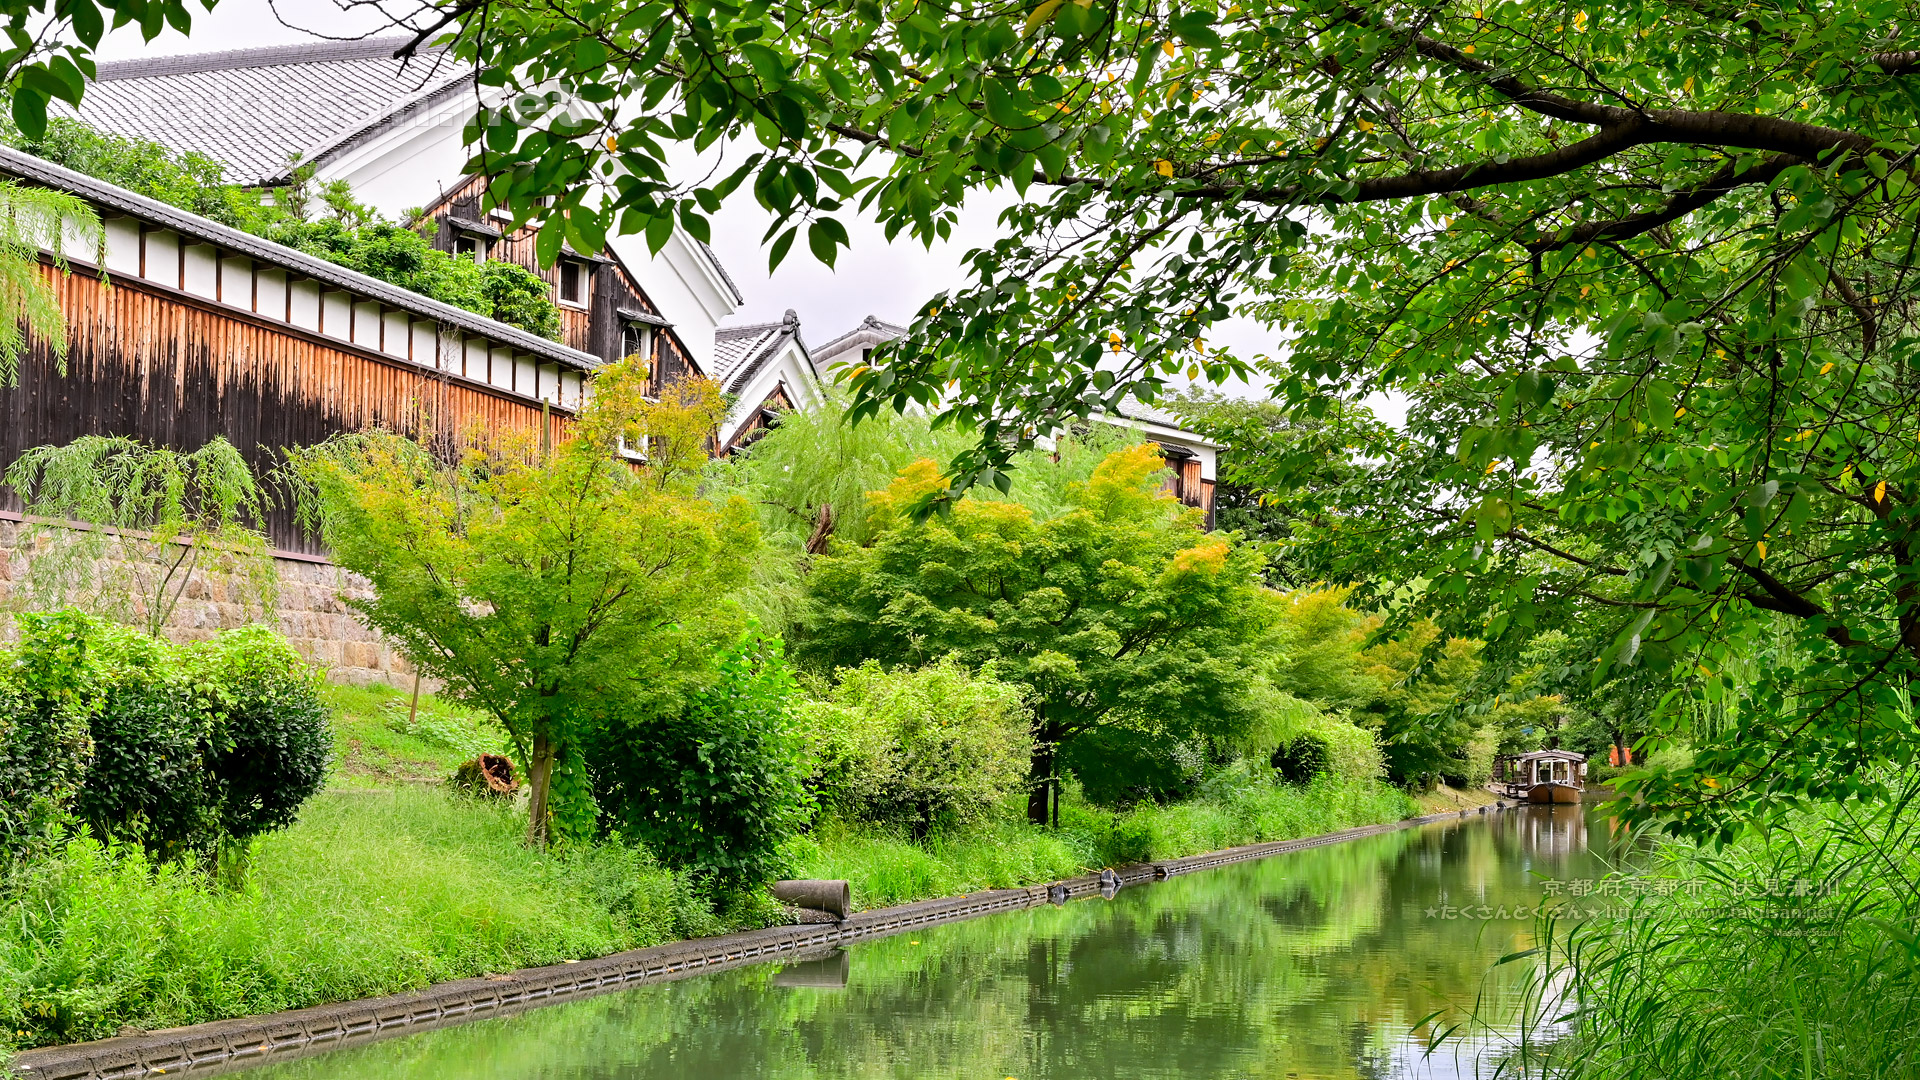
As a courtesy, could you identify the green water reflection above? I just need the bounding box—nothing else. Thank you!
[253,806,1625,1079]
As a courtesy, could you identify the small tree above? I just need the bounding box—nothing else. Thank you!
[586,632,809,889]
[799,444,1268,824]
[0,177,99,387]
[4,435,278,637]
[294,361,757,847]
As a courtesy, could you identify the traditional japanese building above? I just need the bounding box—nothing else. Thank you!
[70,37,784,434]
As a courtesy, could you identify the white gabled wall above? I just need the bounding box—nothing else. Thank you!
[605,229,740,377]
[308,90,478,221]
[720,338,822,447]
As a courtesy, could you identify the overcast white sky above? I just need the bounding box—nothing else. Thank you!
[88,0,1297,399]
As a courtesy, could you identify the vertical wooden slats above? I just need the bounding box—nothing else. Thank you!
[0,267,577,555]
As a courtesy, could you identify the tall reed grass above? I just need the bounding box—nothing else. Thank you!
[1461,777,1920,1077]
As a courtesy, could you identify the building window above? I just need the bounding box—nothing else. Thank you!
[558,259,587,306]
[622,323,653,364]
[454,233,489,264]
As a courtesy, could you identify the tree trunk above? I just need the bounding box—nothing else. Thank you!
[1026,739,1054,826]
[804,503,835,555]
[526,731,555,848]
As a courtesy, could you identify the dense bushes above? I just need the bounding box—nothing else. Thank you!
[70,627,216,863]
[0,613,330,874]
[799,659,1031,836]
[588,635,810,890]
[264,218,562,340]
[192,627,332,850]
[0,612,96,868]
[1270,732,1331,785]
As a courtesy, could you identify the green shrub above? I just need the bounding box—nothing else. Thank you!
[1311,717,1386,783]
[4,616,329,873]
[1270,732,1331,785]
[192,627,332,849]
[0,612,96,870]
[251,196,564,343]
[265,218,492,314]
[799,658,1032,836]
[72,626,218,863]
[589,634,809,889]
[482,261,563,340]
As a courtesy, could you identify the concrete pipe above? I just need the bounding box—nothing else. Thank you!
[772,879,851,920]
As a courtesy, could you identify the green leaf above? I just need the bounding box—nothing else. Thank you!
[644,211,674,255]
[69,4,105,48]
[10,88,47,140]
[768,224,798,269]
[1168,10,1221,47]
[983,78,1024,128]
[739,42,788,86]
[807,219,844,266]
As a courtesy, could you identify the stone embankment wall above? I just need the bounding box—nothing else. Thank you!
[0,516,414,687]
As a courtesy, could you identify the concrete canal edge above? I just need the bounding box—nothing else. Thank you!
[13,802,1522,1080]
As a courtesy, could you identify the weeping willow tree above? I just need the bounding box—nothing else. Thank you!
[4,436,278,637]
[0,178,100,386]
[721,391,975,552]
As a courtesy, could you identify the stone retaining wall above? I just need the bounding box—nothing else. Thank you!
[10,801,1520,1080]
[0,517,414,687]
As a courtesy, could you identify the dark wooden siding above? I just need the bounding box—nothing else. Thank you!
[0,264,573,553]
[1151,445,1216,528]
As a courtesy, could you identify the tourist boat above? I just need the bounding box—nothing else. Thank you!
[1491,749,1588,804]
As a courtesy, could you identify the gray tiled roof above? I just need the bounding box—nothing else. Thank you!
[1109,397,1183,428]
[712,310,805,392]
[78,38,470,186]
[809,314,909,375]
[696,239,745,305]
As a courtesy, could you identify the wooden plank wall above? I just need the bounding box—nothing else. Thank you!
[0,265,573,554]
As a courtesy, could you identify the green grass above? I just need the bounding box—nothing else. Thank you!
[0,787,739,1049]
[322,682,505,785]
[1478,782,1920,1078]
[794,820,1098,908]
[798,773,1418,911]
[0,687,1418,1056]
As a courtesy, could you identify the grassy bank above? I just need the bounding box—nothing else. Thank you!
[0,684,1417,1053]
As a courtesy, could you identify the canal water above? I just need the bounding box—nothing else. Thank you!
[252,805,1632,1079]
